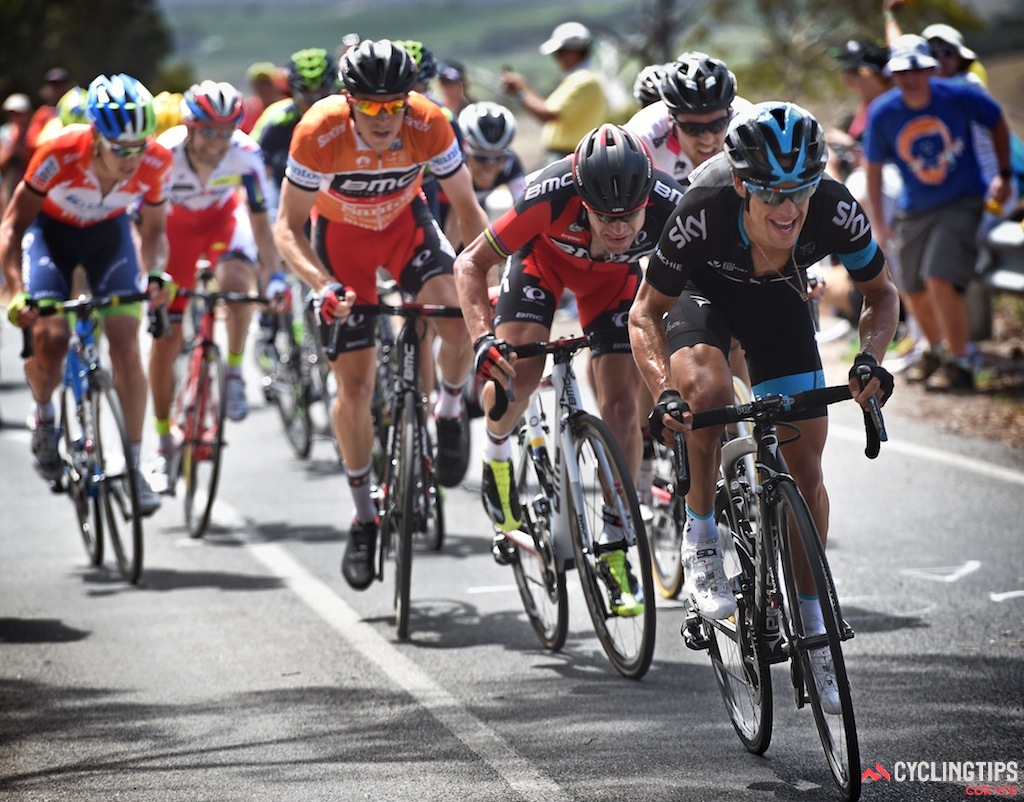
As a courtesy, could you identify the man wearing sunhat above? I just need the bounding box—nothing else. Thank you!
[500,21,608,164]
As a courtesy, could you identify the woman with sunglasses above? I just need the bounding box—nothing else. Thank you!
[274,38,490,591]
[143,80,281,489]
[454,124,687,607]
[1,73,172,515]
[630,102,899,705]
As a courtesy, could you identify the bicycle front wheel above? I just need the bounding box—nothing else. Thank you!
[705,478,773,754]
[391,391,417,640]
[90,371,144,583]
[61,381,103,566]
[648,439,685,598]
[272,313,312,459]
[511,442,568,651]
[176,344,226,538]
[773,479,859,800]
[569,414,656,679]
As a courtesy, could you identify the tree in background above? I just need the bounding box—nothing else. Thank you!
[0,0,186,103]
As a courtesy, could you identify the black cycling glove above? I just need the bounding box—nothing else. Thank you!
[474,333,510,382]
[850,352,894,404]
[648,389,690,444]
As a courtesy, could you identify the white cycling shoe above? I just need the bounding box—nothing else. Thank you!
[682,537,736,620]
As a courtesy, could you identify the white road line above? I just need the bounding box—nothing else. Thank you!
[989,590,1024,603]
[830,424,1024,488]
[899,560,982,584]
[238,533,568,802]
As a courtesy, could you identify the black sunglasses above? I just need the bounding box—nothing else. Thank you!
[467,151,508,165]
[930,44,959,59]
[673,115,730,137]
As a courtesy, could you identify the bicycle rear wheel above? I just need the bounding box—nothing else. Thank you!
[773,479,860,800]
[271,312,312,459]
[391,392,417,640]
[61,382,103,567]
[176,344,227,538]
[705,478,773,754]
[569,414,656,679]
[510,440,568,651]
[90,371,144,583]
[648,439,684,598]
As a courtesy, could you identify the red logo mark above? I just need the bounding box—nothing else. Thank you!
[862,763,892,783]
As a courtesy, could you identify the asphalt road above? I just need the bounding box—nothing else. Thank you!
[1,319,1022,801]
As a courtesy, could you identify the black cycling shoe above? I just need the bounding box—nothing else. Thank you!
[341,519,378,590]
[434,415,469,488]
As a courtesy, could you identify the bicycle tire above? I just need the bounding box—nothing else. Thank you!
[511,439,568,651]
[772,479,860,801]
[90,371,144,583]
[648,438,685,598]
[393,391,417,640]
[272,312,312,459]
[568,413,656,679]
[705,477,773,754]
[60,381,104,567]
[420,474,445,552]
[178,344,226,538]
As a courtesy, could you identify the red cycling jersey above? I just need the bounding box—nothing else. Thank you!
[23,125,172,227]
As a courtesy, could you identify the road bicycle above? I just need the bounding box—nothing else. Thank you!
[24,292,161,583]
[172,262,266,538]
[325,299,456,640]
[677,378,885,801]
[647,375,757,599]
[490,334,656,679]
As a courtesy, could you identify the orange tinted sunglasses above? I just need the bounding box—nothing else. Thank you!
[351,97,407,116]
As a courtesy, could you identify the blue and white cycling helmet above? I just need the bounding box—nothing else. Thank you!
[86,73,157,142]
[724,101,827,188]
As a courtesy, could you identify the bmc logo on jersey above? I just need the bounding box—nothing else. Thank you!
[523,171,574,202]
[666,209,708,248]
[652,179,684,207]
[832,200,871,240]
[336,170,420,196]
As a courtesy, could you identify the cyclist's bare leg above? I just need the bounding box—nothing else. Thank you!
[416,275,471,388]
[147,321,186,422]
[780,416,830,596]
[484,320,549,436]
[728,338,751,388]
[591,352,643,478]
[330,347,377,470]
[103,313,148,442]
[215,257,256,358]
[24,318,69,405]
[668,343,734,516]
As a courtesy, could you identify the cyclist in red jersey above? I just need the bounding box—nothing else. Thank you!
[274,39,489,591]
[1,74,172,514]
[455,124,687,614]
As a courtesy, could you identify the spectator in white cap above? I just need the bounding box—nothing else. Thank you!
[500,21,608,164]
[881,0,988,85]
[1,93,34,197]
[863,33,1014,392]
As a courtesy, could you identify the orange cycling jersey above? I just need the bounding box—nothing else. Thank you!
[285,92,463,231]
[23,125,172,227]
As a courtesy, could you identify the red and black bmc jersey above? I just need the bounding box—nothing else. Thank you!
[484,156,686,269]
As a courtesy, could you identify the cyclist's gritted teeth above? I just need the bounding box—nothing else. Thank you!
[770,215,798,235]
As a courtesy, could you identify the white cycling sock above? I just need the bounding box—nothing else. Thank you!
[434,378,466,419]
[347,462,377,523]
[683,506,717,545]
[483,427,513,463]
[799,593,825,636]
[35,401,55,424]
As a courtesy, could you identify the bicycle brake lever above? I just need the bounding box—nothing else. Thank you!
[673,431,690,497]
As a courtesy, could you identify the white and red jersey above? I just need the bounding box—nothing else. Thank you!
[156,125,272,214]
[24,125,172,226]
[285,92,463,232]
[625,97,754,187]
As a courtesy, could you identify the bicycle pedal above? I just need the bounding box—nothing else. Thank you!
[681,613,711,651]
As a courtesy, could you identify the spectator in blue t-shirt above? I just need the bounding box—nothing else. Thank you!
[863,34,1013,392]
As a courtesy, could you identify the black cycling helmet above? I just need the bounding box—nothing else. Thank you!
[572,124,654,215]
[633,63,669,108]
[288,48,339,93]
[724,101,828,188]
[340,38,418,96]
[660,52,737,115]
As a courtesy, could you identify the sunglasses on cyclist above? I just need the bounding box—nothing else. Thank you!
[350,97,407,117]
[467,150,508,165]
[193,126,235,141]
[930,44,959,59]
[673,115,730,137]
[100,137,149,158]
[743,180,820,206]
[584,203,647,225]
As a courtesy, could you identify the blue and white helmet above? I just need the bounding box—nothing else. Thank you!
[724,101,827,188]
[86,73,157,142]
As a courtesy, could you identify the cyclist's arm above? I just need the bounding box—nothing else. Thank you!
[136,201,168,275]
[863,160,892,248]
[273,180,331,293]
[0,181,45,294]
[628,279,683,411]
[438,164,489,254]
[454,228,505,343]
[249,207,280,289]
